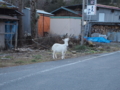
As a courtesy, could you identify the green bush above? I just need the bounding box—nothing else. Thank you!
[74,45,90,51]
[31,59,37,62]
[33,55,41,60]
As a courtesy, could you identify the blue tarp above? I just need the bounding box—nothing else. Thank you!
[5,21,18,48]
[85,37,111,43]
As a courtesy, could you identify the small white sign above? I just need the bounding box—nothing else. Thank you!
[88,0,96,5]
[87,5,96,15]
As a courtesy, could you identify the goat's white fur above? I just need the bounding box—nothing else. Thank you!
[52,38,69,59]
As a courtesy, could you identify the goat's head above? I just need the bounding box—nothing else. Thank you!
[62,38,69,42]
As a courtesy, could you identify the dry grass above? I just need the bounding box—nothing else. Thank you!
[0,42,120,68]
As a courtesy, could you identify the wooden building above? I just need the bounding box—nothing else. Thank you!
[0,0,23,49]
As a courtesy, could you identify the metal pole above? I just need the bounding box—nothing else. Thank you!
[81,0,85,45]
[43,14,44,36]
[15,22,18,49]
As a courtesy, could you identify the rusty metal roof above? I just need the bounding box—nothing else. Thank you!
[97,4,120,10]
[61,4,120,11]
[0,1,23,16]
[0,1,18,9]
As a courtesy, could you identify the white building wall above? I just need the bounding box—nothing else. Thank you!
[69,18,81,36]
[50,17,81,36]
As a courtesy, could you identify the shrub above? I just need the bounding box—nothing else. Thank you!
[31,59,37,62]
[33,55,41,60]
[73,45,91,51]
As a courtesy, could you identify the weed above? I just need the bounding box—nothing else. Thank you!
[5,56,13,59]
[73,45,91,51]
[0,64,6,67]
[88,50,97,53]
[33,55,41,60]
[31,59,37,62]
[14,61,24,64]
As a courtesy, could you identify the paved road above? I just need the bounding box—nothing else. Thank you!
[0,51,120,90]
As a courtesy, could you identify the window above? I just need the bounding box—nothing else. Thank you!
[99,13,105,22]
[119,16,120,20]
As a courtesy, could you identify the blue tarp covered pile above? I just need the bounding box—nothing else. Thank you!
[85,37,111,43]
[5,21,18,48]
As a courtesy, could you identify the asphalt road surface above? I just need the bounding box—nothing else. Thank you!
[0,51,120,90]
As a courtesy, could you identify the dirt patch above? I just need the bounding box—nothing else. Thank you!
[0,42,120,67]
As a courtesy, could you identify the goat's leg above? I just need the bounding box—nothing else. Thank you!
[61,51,65,59]
[53,51,55,59]
[53,51,57,59]
[64,51,66,58]
[55,52,57,59]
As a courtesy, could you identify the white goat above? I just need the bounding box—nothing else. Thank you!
[52,38,69,59]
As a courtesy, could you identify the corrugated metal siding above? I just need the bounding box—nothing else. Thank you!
[22,9,31,36]
[113,11,120,22]
[90,8,120,22]
[22,8,52,37]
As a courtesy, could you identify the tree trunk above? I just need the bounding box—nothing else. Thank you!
[14,0,23,46]
[110,0,114,4]
[30,0,37,38]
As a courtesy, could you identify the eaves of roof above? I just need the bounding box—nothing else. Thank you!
[15,10,24,16]
[51,7,82,16]
[24,7,53,16]
[0,15,18,20]
[37,9,53,16]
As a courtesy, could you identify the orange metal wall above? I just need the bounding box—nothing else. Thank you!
[38,15,50,36]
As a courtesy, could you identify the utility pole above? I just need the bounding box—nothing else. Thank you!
[81,0,86,45]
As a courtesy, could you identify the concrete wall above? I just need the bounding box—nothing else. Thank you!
[50,16,81,36]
